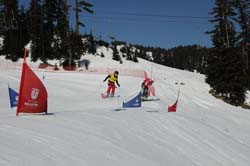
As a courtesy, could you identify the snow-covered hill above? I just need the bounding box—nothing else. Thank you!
[0,52,250,166]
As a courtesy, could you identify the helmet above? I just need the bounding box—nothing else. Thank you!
[114,71,119,75]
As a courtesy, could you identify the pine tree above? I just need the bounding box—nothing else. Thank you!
[74,0,93,34]
[0,0,5,53]
[0,0,4,36]
[232,0,250,89]
[207,0,237,48]
[233,0,250,44]
[133,50,139,63]
[87,30,96,54]
[29,0,73,63]
[29,0,43,62]
[61,29,84,67]
[1,0,21,61]
[206,0,247,106]
[221,48,247,105]
[54,0,70,60]
[112,45,121,61]
[17,6,30,57]
[0,0,3,13]
[126,45,132,61]
[41,0,58,62]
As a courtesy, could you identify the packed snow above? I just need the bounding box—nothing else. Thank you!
[0,50,250,166]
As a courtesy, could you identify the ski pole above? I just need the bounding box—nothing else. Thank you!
[116,87,121,105]
[94,81,105,94]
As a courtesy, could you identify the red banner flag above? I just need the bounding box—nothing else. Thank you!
[148,85,155,96]
[144,71,156,96]
[168,89,180,112]
[144,71,148,79]
[16,49,48,116]
[168,100,178,112]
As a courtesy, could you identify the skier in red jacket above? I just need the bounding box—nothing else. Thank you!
[141,78,154,99]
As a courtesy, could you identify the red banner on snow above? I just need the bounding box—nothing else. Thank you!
[16,49,48,116]
[168,100,178,112]
[168,89,180,112]
[144,71,148,79]
[148,85,155,96]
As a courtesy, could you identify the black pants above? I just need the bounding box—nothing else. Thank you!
[142,87,149,97]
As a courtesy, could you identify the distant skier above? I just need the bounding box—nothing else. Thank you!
[103,71,120,97]
[141,78,154,99]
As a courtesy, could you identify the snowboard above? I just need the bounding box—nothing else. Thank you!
[141,97,160,102]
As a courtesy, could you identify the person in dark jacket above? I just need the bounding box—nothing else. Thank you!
[141,78,154,98]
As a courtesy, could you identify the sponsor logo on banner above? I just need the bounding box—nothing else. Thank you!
[134,99,140,106]
[31,88,40,100]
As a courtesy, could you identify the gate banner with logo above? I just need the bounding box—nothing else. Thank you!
[8,83,19,109]
[16,49,48,116]
[123,92,142,108]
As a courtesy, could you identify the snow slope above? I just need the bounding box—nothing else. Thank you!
[0,53,250,166]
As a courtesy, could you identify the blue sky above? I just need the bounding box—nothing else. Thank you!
[19,0,214,48]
